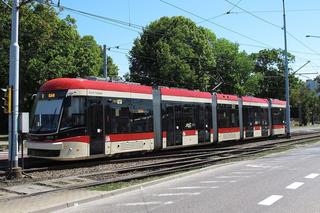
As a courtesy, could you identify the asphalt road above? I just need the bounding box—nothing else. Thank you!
[55,141,320,213]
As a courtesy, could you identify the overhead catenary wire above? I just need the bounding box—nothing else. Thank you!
[159,0,273,48]
[62,7,141,33]
[46,1,319,80]
[197,0,242,24]
[228,9,320,14]
[224,0,320,56]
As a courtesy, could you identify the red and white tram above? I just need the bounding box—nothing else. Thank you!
[27,78,286,160]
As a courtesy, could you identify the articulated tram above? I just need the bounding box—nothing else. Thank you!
[27,78,286,160]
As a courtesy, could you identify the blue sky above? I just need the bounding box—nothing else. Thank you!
[58,0,320,81]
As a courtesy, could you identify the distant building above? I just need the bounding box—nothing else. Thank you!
[306,79,320,96]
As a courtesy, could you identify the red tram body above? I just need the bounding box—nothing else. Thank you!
[27,78,286,160]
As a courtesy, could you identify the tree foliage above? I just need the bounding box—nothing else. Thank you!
[0,3,119,132]
[210,38,261,96]
[0,3,119,111]
[251,49,299,100]
[129,16,263,94]
[129,16,216,91]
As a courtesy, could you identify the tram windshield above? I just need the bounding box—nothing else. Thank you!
[30,92,65,134]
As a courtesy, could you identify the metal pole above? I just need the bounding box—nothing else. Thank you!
[8,0,21,177]
[282,0,291,137]
[103,44,108,79]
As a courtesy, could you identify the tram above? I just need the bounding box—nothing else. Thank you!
[27,78,286,160]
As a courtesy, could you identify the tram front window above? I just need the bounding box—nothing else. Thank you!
[30,99,63,133]
[60,97,86,130]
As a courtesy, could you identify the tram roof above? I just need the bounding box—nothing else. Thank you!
[160,87,212,99]
[242,96,269,104]
[271,99,286,105]
[40,78,153,94]
[216,93,238,101]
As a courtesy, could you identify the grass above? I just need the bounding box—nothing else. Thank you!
[90,176,168,191]
[90,139,320,192]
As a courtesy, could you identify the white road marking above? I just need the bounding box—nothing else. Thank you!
[170,186,206,190]
[164,201,174,205]
[216,175,250,179]
[156,192,200,197]
[200,180,235,183]
[241,168,264,171]
[246,164,270,168]
[231,171,253,174]
[200,180,227,183]
[119,202,161,206]
[305,173,319,179]
[258,195,283,206]
[210,186,219,189]
[286,182,304,189]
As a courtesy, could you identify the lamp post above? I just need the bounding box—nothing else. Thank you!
[282,0,290,138]
[306,35,320,38]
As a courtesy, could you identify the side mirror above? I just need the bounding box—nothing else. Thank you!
[31,94,37,100]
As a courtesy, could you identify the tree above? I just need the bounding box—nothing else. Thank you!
[0,3,119,133]
[209,38,261,96]
[251,48,299,100]
[102,55,119,80]
[129,16,216,91]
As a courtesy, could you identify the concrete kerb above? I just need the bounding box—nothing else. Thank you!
[32,162,232,213]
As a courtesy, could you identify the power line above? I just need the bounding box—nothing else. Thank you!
[49,2,144,33]
[197,0,242,24]
[228,9,320,14]
[226,0,243,14]
[224,0,320,55]
[287,31,320,55]
[224,0,281,29]
[159,0,273,48]
[59,7,142,33]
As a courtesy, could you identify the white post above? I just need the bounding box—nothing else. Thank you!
[8,0,21,176]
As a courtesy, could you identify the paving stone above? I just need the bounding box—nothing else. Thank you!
[4,184,55,194]
[40,177,98,188]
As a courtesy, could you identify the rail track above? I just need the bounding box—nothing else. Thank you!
[1,130,320,202]
[0,130,319,176]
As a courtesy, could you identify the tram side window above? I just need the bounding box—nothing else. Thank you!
[272,108,285,125]
[130,100,153,133]
[261,108,269,125]
[254,106,261,126]
[217,104,239,128]
[106,98,130,134]
[60,97,86,130]
[183,104,196,130]
[205,104,212,129]
[161,103,178,132]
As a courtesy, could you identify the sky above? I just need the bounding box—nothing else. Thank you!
[57,0,320,82]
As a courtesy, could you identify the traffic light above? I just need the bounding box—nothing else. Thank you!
[1,87,12,114]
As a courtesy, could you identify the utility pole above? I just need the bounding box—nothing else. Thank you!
[282,0,290,138]
[103,44,108,79]
[7,0,22,178]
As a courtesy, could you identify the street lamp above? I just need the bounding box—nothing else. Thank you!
[282,0,290,138]
[306,35,320,38]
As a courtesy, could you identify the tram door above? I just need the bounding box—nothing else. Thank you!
[88,97,105,155]
[166,104,183,146]
[243,106,254,137]
[261,108,269,136]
